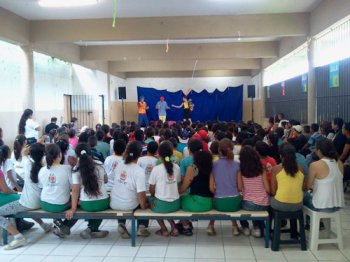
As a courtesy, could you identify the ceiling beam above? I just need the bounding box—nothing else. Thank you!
[125,70,252,78]
[30,13,308,42]
[109,58,260,73]
[82,42,277,61]
[0,7,29,45]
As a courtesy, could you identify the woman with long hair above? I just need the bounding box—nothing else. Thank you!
[39,144,76,238]
[0,143,52,250]
[110,141,149,239]
[65,143,109,239]
[149,141,181,236]
[238,146,270,237]
[304,139,344,212]
[271,143,304,212]
[18,109,41,144]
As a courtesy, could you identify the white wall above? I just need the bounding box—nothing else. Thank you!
[125,76,251,101]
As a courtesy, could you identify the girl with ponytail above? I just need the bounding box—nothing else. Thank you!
[0,143,52,250]
[18,109,41,144]
[11,135,27,186]
[111,141,150,239]
[39,144,76,238]
[149,141,181,236]
[207,138,241,236]
[65,143,109,239]
[271,143,304,212]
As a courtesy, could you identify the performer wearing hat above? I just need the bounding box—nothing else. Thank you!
[172,96,194,122]
[155,96,170,123]
[137,96,149,126]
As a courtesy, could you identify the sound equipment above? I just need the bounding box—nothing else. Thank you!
[247,85,256,98]
[118,86,126,100]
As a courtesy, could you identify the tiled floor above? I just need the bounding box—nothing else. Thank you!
[1,192,350,262]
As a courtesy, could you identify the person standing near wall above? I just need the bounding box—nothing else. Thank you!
[18,109,41,144]
[172,96,194,122]
[137,96,149,127]
[156,96,170,123]
[45,117,58,134]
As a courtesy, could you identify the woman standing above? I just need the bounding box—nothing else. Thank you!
[18,109,41,144]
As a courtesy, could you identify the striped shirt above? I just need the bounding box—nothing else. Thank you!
[242,175,269,206]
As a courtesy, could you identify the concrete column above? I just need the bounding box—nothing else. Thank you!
[20,45,35,110]
[307,38,316,124]
[107,73,112,125]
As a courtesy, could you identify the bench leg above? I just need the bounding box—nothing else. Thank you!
[264,218,270,248]
[2,228,8,245]
[131,218,136,247]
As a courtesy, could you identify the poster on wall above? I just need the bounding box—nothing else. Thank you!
[301,74,308,92]
[329,62,339,88]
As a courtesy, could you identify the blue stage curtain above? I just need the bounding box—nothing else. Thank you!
[137,85,243,122]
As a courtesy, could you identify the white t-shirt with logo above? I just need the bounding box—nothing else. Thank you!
[19,156,42,209]
[110,162,146,210]
[104,155,124,191]
[1,159,16,189]
[25,118,40,139]
[137,156,158,190]
[38,165,72,205]
[149,163,181,202]
[72,163,108,201]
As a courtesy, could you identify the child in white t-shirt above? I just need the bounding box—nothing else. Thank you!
[0,143,52,250]
[104,139,126,191]
[110,141,149,239]
[66,143,109,239]
[137,141,158,192]
[39,144,76,238]
[0,145,22,192]
[149,141,181,237]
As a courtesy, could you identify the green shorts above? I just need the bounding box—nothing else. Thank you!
[40,201,70,212]
[149,196,181,213]
[181,194,212,212]
[80,198,110,212]
[213,196,242,212]
[0,193,20,207]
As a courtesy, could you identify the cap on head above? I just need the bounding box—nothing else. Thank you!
[198,130,208,140]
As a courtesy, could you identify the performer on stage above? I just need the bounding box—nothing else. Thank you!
[137,96,149,126]
[155,96,170,123]
[172,96,194,122]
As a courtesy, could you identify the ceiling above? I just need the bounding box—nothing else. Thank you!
[0,0,322,20]
[0,0,324,77]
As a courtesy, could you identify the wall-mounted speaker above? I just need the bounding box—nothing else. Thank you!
[247,85,256,99]
[118,86,126,100]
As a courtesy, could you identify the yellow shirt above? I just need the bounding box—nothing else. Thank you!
[275,168,303,204]
[173,150,183,162]
[183,101,189,109]
[138,102,147,114]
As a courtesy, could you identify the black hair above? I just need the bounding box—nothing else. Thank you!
[96,130,105,141]
[29,143,45,183]
[13,135,27,161]
[303,125,310,133]
[79,132,89,143]
[145,127,155,138]
[333,117,344,130]
[88,135,98,147]
[255,141,270,157]
[74,143,101,198]
[0,139,4,147]
[147,141,158,155]
[45,144,61,169]
[113,139,126,155]
[134,129,145,142]
[279,143,298,177]
[124,141,142,164]
[101,124,110,135]
[51,117,57,122]
[343,122,350,133]
[158,141,174,177]
[193,150,213,176]
[18,109,33,135]
[236,132,248,144]
[188,138,203,154]
[239,146,263,178]
[275,127,284,138]
[311,123,319,133]
[68,128,76,138]
[316,139,338,160]
[0,145,10,165]
[56,139,69,164]
[169,137,178,149]
[210,140,219,155]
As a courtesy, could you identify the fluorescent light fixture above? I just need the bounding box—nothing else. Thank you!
[38,0,100,8]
